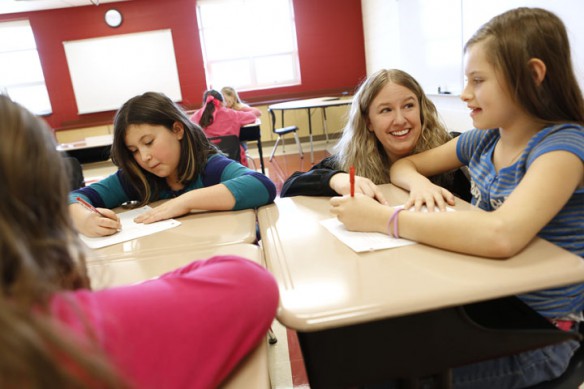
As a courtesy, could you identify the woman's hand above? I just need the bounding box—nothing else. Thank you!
[134,198,190,224]
[329,173,388,204]
[405,181,455,212]
[329,193,391,233]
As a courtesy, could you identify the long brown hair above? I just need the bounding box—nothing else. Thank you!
[111,92,218,205]
[199,89,224,128]
[0,95,89,307]
[0,300,126,388]
[0,96,125,387]
[465,7,584,125]
[333,69,452,184]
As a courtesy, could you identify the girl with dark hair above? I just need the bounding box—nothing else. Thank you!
[0,95,279,388]
[190,89,258,166]
[70,92,275,237]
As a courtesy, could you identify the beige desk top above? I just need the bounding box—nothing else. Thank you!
[258,185,584,332]
[86,208,257,263]
[88,243,261,289]
[57,134,113,151]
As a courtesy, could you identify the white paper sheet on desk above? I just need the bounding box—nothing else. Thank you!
[320,206,454,253]
[79,206,181,249]
[320,218,416,252]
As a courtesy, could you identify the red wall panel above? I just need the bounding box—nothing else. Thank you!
[0,0,365,130]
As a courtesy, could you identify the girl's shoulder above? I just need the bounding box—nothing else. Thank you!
[527,123,584,160]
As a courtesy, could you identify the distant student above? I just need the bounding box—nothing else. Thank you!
[221,86,262,117]
[70,92,276,237]
[280,69,470,202]
[190,89,257,166]
[332,8,584,388]
[0,95,279,388]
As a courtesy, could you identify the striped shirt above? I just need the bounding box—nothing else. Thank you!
[456,124,584,318]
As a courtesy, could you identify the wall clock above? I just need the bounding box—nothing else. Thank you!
[104,9,123,28]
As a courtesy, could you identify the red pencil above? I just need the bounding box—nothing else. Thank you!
[76,196,107,217]
[349,166,355,197]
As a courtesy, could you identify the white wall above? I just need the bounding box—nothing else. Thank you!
[361,0,584,133]
[361,0,400,75]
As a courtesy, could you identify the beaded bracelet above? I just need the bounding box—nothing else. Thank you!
[387,207,405,239]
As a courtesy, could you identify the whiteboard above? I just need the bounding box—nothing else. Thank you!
[64,29,182,114]
[396,0,584,96]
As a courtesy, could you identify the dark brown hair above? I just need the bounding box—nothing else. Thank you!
[111,92,217,205]
[199,89,224,128]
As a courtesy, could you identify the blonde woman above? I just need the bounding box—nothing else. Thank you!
[281,69,470,202]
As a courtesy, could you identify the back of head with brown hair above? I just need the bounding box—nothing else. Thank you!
[0,95,126,388]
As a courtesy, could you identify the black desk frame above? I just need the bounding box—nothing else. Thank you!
[297,297,581,388]
[239,124,265,174]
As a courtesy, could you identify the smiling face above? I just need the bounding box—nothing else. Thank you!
[124,123,184,183]
[366,82,422,163]
[461,41,522,131]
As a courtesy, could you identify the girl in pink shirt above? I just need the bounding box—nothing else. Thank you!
[191,89,258,166]
[0,95,279,389]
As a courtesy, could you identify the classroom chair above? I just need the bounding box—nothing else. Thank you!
[62,156,85,190]
[208,135,242,163]
[267,108,303,162]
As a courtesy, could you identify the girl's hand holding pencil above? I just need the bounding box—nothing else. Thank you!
[75,197,122,237]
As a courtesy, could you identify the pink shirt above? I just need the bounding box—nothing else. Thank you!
[49,256,279,389]
[190,106,257,138]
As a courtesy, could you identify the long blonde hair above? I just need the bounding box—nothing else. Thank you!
[333,69,451,184]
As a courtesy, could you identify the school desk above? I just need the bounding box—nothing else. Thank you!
[87,243,270,389]
[57,134,112,164]
[257,185,584,388]
[86,206,257,263]
[268,97,352,163]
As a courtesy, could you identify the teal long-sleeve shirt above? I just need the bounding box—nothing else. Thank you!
[69,154,276,210]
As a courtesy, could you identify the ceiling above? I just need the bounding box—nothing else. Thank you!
[0,0,129,15]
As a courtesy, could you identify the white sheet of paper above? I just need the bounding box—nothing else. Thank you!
[320,218,416,253]
[79,206,181,249]
[321,205,454,253]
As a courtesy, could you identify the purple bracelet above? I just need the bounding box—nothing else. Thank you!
[388,208,405,238]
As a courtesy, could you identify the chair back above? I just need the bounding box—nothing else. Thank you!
[208,135,241,163]
[63,156,85,190]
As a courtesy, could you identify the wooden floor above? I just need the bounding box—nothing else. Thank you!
[246,142,332,195]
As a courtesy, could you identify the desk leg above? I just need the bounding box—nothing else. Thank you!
[321,107,329,143]
[307,108,314,164]
[257,138,265,175]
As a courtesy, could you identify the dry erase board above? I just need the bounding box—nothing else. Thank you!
[396,0,584,96]
[63,29,182,114]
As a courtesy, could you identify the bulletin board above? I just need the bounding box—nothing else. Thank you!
[63,29,182,114]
